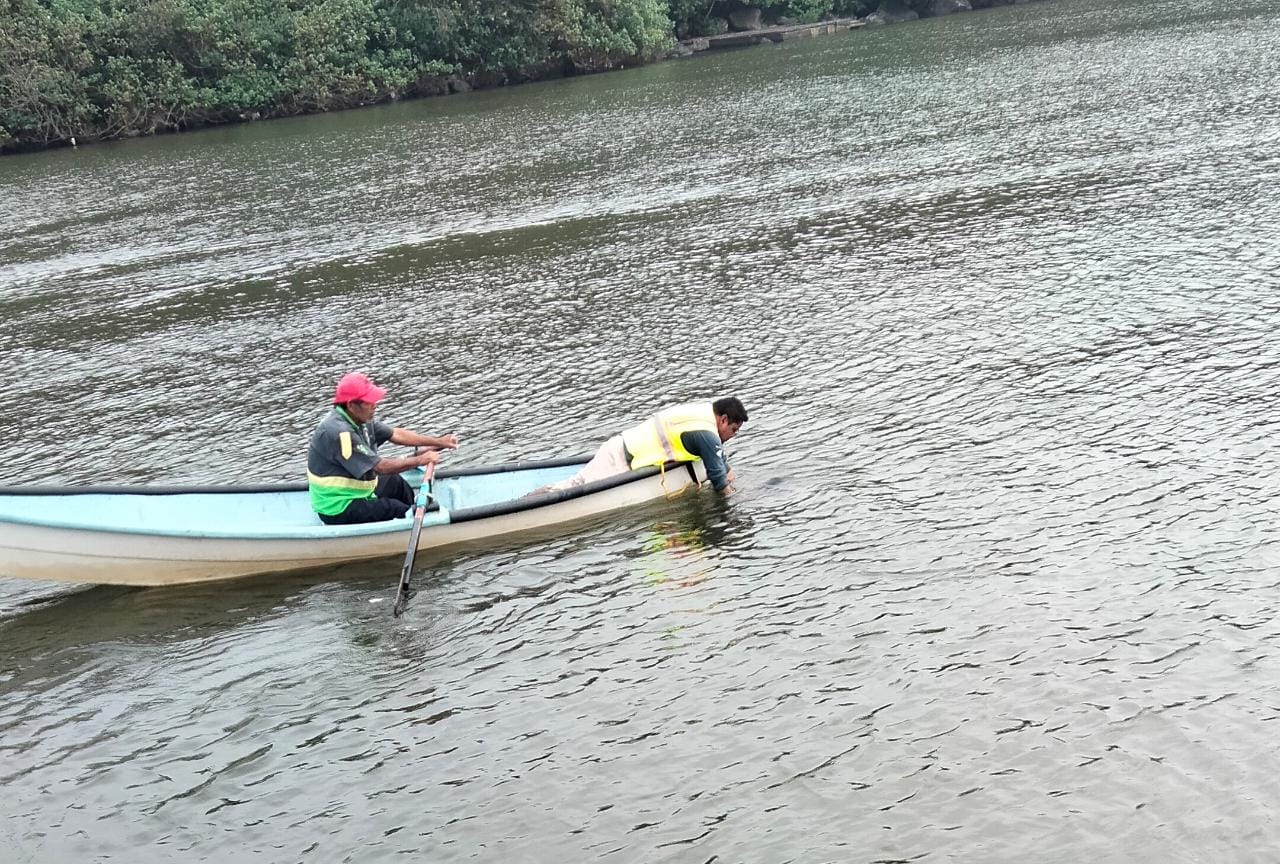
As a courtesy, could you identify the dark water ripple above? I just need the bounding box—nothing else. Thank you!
[3,0,1280,860]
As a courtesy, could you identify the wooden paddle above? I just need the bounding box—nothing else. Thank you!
[392,460,437,617]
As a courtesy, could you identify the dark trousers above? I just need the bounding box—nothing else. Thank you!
[319,474,415,525]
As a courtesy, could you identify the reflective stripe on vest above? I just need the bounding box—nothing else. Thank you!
[307,471,378,516]
[620,403,717,470]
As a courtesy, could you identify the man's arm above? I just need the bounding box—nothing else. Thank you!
[679,430,733,493]
[372,426,458,474]
[389,428,460,450]
[373,449,440,475]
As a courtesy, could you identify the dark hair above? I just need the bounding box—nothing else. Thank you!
[713,397,748,425]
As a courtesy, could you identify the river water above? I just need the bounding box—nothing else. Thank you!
[3,0,1279,859]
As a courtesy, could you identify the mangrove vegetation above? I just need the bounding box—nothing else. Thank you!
[1,0,996,152]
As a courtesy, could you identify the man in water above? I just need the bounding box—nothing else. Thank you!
[538,397,748,496]
[308,372,459,525]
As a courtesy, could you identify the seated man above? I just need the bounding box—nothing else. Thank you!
[539,397,748,495]
[308,372,459,525]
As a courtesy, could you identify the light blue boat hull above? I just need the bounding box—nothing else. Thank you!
[0,458,708,586]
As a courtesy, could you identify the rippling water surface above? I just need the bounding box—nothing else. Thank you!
[3,0,1280,860]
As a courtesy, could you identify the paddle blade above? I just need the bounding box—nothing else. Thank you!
[392,584,417,617]
[392,503,428,616]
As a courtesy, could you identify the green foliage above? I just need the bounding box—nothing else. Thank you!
[0,0,683,150]
[555,0,673,70]
[830,0,875,16]
[666,0,719,36]
[0,0,92,144]
[771,0,830,22]
[0,0,907,151]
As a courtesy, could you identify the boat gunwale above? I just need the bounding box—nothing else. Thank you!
[0,455,595,497]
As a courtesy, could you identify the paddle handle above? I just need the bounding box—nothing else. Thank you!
[413,461,436,509]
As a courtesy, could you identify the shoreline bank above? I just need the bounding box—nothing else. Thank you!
[673,18,866,56]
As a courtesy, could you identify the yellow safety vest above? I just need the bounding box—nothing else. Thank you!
[621,403,717,469]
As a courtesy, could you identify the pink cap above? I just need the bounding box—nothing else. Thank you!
[332,372,388,405]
